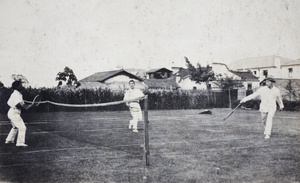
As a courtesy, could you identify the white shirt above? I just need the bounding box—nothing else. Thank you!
[123,88,144,102]
[243,86,284,112]
[7,90,24,108]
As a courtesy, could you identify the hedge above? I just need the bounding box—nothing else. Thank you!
[1,87,300,113]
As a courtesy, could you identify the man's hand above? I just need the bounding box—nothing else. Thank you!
[240,98,246,104]
[24,105,30,110]
[17,103,30,110]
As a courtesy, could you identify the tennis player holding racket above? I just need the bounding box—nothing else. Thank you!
[123,80,145,132]
[240,76,284,139]
[5,80,30,147]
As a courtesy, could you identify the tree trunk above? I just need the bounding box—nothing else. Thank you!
[228,89,232,108]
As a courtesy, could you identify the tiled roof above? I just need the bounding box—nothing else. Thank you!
[79,69,144,82]
[229,70,259,81]
[146,68,173,74]
[228,55,299,70]
[144,76,180,89]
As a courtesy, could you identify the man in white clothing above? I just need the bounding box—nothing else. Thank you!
[123,80,145,132]
[240,76,284,139]
[5,80,30,146]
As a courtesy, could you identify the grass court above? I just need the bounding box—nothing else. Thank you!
[0,108,299,182]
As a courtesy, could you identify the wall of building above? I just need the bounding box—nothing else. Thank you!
[176,77,207,90]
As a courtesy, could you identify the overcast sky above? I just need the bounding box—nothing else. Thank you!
[0,0,299,88]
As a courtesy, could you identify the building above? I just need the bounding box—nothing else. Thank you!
[172,67,207,90]
[146,68,173,79]
[78,69,146,90]
[144,68,180,91]
[227,55,300,100]
[211,62,259,99]
[228,55,300,80]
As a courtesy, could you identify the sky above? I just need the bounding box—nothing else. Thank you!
[0,0,300,88]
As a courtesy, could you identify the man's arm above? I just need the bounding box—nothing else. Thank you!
[123,91,130,107]
[16,102,30,110]
[276,90,284,111]
[240,92,260,103]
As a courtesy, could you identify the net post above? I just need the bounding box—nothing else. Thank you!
[144,95,150,166]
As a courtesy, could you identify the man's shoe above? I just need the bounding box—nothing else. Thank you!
[265,135,270,139]
[133,129,138,132]
[5,140,14,144]
[16,143,28,147]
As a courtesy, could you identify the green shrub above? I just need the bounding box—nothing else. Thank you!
[282,100,300,111]
[3,86,300,112]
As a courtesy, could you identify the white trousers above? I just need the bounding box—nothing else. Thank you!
[6,108,26,144]
[129,103,142,130]
[260,106,276,136]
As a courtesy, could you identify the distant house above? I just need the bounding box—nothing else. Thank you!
[144,68,180,91]
[229,70,260,91]
[228,55,300,80]
[146,68,173,79]
[124,68,147,79]
[172,67,207,90]
[211,63,259,99]
[227,55,300,99]
[78,69,146,91]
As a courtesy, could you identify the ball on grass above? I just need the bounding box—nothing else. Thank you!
[215,167,220,174]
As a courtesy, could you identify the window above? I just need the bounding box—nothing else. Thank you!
[193,86,197,90]
[247,83,252,90]
[207,84,211,90]
[263,70,268,77]
[288,68,293,78]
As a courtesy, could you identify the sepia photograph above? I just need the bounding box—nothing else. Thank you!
[0,0,300,182]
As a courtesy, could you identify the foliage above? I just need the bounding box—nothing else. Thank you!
[213,74,244,90]
[239,99,300,111]
[284,80,297,101]
[147,90,208,110]
[15,88,210,113]
[55,66,78,86]
[184,57,215,84]
[282,100,300,111]
[214,74,244,108]
[11,74,29,87]
[1,85,300,113]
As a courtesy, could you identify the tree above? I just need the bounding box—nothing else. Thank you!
[285,80,296,101]
[56,66,78,87]
[184,57,215,107]
[185,57,215,83]
[11,74,29,87]
[214,74,244,108]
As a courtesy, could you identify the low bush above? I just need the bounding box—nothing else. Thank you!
[1,86,300,112]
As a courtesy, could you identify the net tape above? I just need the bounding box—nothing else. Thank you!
[24,96,146,108]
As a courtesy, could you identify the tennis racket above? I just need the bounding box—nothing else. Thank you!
[28,95,41,108]
[223,103,242,121]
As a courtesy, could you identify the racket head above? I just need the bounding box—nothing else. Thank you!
[32,95,41,106]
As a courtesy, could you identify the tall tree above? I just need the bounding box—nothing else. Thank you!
[56,66,78,87]
[184,57,215,107]
[185,57,215,83]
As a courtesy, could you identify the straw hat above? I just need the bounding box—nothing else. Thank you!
[260,76,276,85]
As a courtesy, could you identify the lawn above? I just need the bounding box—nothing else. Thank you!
[0,108,299,182]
